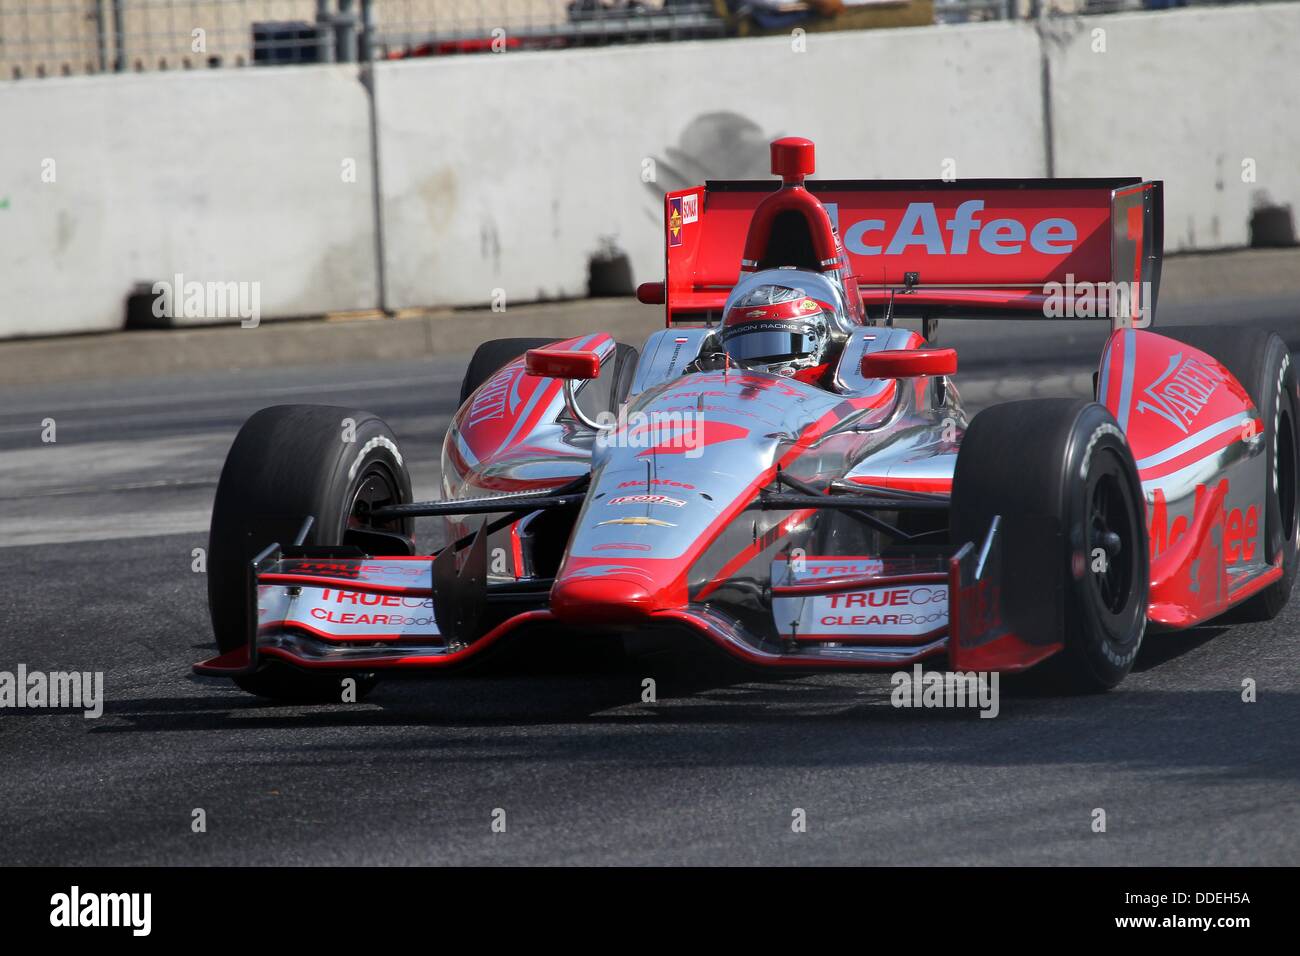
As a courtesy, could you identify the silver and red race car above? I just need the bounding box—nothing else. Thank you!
[195,137,1297,699]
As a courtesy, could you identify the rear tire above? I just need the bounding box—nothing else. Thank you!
[458,338,640,412]
[459,338,554,407]
[207,405,414,702]
[1154,326,1298,620]
[952,399,1149,692]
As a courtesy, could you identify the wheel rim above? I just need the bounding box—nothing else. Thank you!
[1086,468,1135,616]
[346,464,403,535]
[1277,409,1297,546]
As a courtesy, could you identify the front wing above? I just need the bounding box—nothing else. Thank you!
[193,517,1065,677]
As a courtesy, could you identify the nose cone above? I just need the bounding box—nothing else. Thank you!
[550,565,659,625]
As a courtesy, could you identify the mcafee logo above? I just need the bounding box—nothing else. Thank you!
[842,200,1077,257]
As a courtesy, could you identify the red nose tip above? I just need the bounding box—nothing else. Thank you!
[550,574,656,625]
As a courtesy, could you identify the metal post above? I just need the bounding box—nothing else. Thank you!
[315,0,336,63]
[94,0,109,72]
[361,58,390,315]
[111,0,125,71]
[335,0,358,63]
[358,0,376,64]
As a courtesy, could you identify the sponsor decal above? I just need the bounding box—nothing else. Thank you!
[310,609,436,627]
[1147,481,1257,563]
[617,478,695,490]
[680,193,698,224]
[773,578,949,638]
[260,582,440,638]
[1136,352,1226,433]
[563,563,655,581]
[668,197,683,247]
[816,610,946,630]
[812,585,948,633]
[284,562,426,580]
[465,365,523,427]
[662,335,690,377]
[773,557,885,577]
[825,586,947,609]
[319,589,432,607]
[842,200,1077,257]
[608,494,686,508]
[596,517,676,528]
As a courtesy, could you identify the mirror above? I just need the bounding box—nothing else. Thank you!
[860,348,957,379]
[525,348,601,380]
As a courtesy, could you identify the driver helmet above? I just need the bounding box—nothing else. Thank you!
[720,284,831,376]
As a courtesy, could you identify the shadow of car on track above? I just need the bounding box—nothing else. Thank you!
[70,622,1295,787]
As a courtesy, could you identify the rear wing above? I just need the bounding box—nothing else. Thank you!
[654,176,1163,329]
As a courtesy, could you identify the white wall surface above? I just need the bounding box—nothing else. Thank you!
[1050,4,1300,252]
[0,65,378,337]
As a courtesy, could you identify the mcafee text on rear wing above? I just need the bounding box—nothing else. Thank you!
[648,177,1163,329]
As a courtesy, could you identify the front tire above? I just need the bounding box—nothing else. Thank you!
[951,399,1149,692]
[207,404,414,701]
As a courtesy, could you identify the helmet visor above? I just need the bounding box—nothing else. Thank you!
[723,323,821,365]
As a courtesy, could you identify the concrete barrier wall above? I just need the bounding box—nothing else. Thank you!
[0,65,378,338]
[1050,4,1300,252]
[0,5,1296,339]
[374,22,1046,309]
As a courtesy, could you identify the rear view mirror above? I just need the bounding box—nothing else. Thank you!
[861,348,957,379]
[525,348,601,380]
[636,282,666,304]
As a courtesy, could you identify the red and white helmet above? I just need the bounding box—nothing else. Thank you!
[720,284,831,376]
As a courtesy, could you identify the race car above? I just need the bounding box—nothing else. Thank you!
[195,137,1298,700]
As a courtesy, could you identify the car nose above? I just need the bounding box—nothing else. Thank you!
[549,569,660,625]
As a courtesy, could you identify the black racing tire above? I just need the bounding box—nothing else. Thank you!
[458,338,554,408]
[951,399,1149,693]
[208,405,414,702]
[1155,326,1298,620]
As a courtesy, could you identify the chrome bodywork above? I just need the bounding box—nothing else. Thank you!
[630,327,714,396]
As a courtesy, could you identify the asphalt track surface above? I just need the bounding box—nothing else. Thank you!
[2,298,1298,865]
